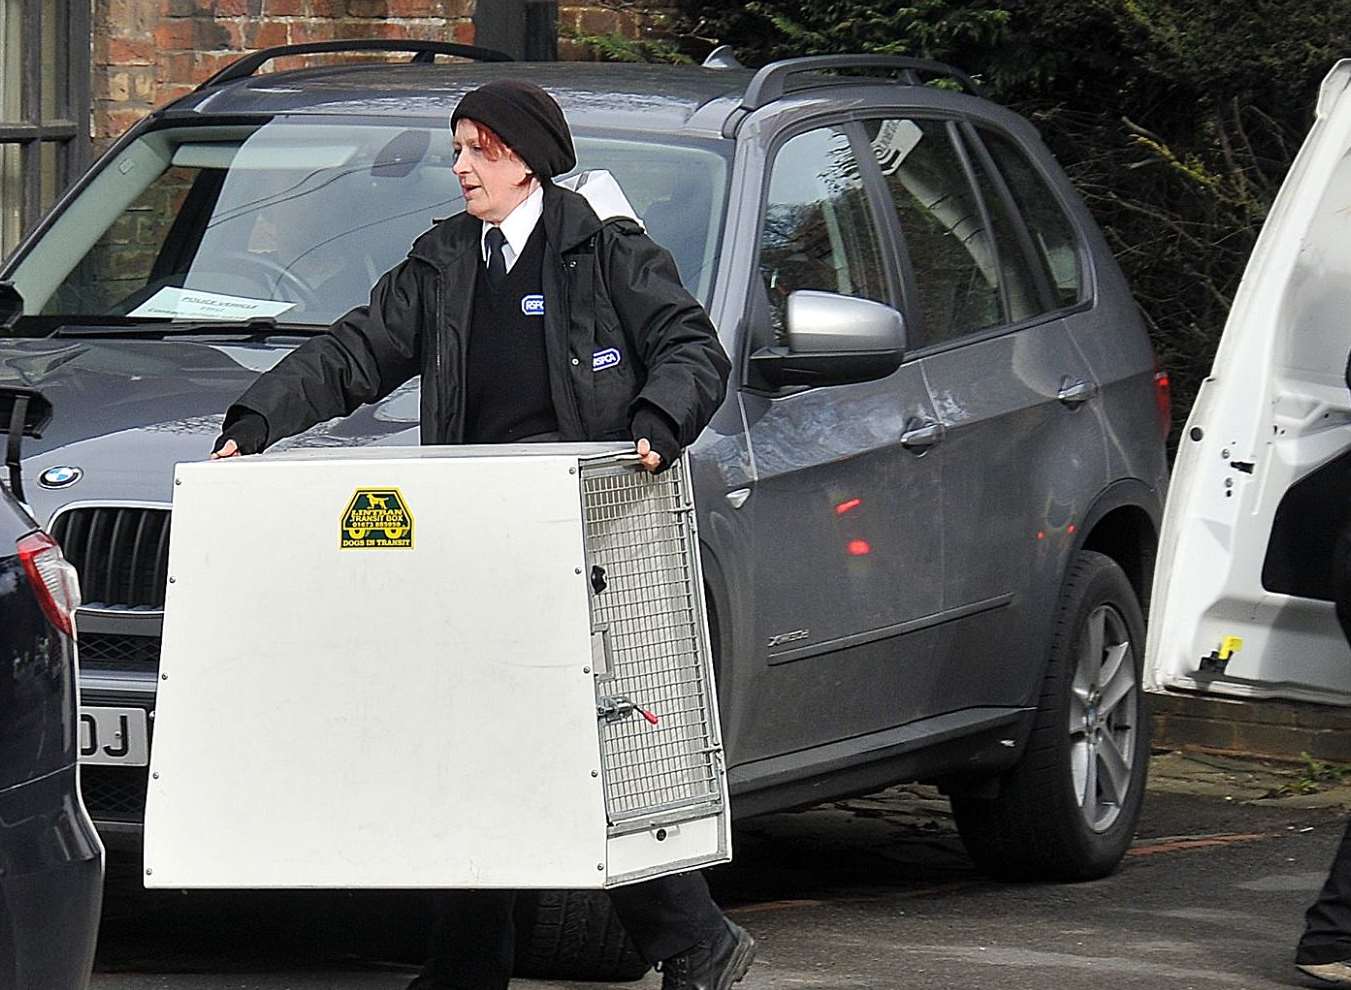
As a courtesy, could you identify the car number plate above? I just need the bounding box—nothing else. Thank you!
[79,706,150,766]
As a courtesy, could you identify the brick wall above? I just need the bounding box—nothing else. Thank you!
[556,2,680,60]
[93,0,477,150]
[93,1,678,151]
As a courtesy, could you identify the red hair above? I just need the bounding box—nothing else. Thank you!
[471,120,512,162]
[462,119,534,185]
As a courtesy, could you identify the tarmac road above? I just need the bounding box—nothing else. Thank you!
[90,752,1351,990]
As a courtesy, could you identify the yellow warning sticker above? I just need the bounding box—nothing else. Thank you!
[341,488,414,549]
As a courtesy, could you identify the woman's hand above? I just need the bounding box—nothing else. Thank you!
[630,404,678,475]
[209,410,267,460]
[635,437,663,473]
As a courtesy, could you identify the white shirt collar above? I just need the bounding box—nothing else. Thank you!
[480,184,544,272]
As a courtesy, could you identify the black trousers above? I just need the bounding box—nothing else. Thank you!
[415,873,726,988]
[1297,529,1351,964]
[1300,818,1351,965]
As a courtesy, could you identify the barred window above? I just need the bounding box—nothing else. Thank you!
[0,0,90,261]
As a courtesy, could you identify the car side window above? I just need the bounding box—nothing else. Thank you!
[962,138,1043,324]
[865,117,1003,347]
[978,127,1085,309]
[755,126,889,348]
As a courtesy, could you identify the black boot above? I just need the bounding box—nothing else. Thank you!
[658,920,756,990]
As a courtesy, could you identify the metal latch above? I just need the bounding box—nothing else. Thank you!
[597,695,660,726]
[1200,635,1244,674]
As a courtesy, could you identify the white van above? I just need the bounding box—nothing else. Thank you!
[1147,60,1351,706]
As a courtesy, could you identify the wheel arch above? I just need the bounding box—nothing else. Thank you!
[698,539,731,677]
[999,479,1163,748]
[1073,480,1163,614]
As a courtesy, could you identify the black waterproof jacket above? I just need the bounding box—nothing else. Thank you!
[230,180,731,449]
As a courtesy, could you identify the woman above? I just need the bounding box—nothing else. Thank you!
[211,80,752,990]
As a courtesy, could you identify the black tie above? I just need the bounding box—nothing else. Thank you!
[485,227,507,288]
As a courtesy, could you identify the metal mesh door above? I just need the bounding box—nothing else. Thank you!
[581,458,723,833]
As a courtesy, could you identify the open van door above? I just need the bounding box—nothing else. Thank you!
[1146,60,1351,706]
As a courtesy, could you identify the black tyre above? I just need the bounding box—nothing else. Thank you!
[512,890,651,982]
[951,550,1151,882]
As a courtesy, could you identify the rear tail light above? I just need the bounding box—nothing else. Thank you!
[1153,362,1171,441]
[17,530,81,639]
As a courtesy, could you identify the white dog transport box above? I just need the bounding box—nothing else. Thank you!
[143,444,730,889]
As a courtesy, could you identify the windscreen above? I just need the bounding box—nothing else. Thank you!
[5,118,729,336]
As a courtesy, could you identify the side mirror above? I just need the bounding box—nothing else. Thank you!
[750,290,906,388]
[0,282,22,329]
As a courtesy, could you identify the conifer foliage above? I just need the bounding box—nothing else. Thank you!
[672,1,1351,447]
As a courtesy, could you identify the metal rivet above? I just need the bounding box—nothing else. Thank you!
[575,567,583,575]
[145,868,153,876]
[591,770,599,778]
[1189,426,1204,441]
[1221,448,1230,459]
[152,772,159,779]
[161,673,168,680]
[597,863,604,871]
[569,466,576,474]
[168,577,176,584]
[655,828,667,841]
[583,666,591,674]
[174,478,181,486]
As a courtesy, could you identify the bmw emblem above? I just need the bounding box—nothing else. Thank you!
[38,466,83,489]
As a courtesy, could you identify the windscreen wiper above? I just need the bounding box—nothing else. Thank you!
[50,317,327,340]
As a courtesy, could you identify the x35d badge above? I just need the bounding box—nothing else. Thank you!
[341,488,413,549]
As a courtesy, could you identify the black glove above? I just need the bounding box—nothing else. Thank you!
[212,408,268,456]
[629,403,680,475]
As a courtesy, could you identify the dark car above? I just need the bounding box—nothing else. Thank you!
[0,387,102,989]
[0,41,1167,978]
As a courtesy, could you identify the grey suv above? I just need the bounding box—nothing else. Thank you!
[0,40,1168,978]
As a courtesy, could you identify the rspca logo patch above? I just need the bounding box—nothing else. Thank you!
[521,294,544,316]
[592,347,621,372]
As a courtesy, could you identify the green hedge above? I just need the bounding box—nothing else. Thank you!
[641,2,1350,450]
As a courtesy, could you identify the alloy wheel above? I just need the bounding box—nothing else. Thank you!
[1068,603,1139,832]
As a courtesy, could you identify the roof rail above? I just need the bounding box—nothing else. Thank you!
[196,39,513,91]
[740,54,984,111]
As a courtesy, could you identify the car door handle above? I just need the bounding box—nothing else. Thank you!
[900,419,945,451]
[1057,377,1099,408]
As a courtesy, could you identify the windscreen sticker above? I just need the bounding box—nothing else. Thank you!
[127,287,297,321]
[341,488,414,549]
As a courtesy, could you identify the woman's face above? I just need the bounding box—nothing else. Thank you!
[452,118,534,223]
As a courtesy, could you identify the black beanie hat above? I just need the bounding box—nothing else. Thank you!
[451,80,576,180]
